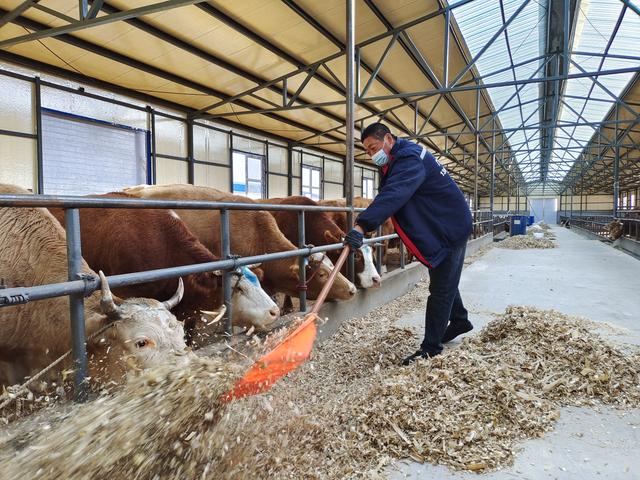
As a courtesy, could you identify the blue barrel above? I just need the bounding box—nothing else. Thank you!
[528,215,535,226]
[510,216,527,236]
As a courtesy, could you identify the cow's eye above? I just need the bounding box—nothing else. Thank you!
[135,339,149,348]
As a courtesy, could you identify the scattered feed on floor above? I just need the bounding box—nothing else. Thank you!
[210,303,639,478]
[498,234,556,249]
[3,251,637,479]
[0,356,245,480]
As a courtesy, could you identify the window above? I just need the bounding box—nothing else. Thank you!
[302,165,321,200]
[41,110,148,195]
[232,151,264,199]
[631,192,636,209]
[362,176,375,199]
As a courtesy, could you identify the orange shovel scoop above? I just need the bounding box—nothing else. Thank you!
[222,247,351,402]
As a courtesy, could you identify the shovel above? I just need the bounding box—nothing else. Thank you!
[222,247,351,402]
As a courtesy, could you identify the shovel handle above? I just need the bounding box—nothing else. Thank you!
[309,247,351,316]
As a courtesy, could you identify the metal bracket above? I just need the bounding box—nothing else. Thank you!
[78,273,99,297]
[0,290,29,306]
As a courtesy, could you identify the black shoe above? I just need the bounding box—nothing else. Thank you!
[402,349,439,366]
[441,320,473,343]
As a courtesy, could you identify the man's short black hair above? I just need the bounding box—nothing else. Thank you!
[361,122,394,142]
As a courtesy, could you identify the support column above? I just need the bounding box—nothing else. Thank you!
[490,118,496,215]
[613,104,620,217]
[287,142,293,196]
[187,117,195,185]
[35,76,44,194]
[474,83,480,214]
[345,0,356,282]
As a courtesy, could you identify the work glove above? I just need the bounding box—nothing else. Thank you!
[344,228,364,251]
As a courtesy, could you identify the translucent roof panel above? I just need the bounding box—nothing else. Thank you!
[453,0,547,182]
[550,0,640,182]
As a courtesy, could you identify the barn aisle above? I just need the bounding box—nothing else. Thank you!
[389,226,640,479]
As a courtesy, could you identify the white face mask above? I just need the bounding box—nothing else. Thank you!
[372,140,389,167]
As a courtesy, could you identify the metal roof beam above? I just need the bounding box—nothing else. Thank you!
[0,0,209,48]
[0,9,352,148]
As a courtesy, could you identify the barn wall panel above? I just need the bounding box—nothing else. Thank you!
[157,157,188,185]
[268,174,288,198]
[194,163,230,190]
[0,136,36,190]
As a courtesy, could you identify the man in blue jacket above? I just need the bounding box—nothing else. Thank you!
[344,123,474,365]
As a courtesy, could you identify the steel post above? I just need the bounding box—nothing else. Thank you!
[64,208,88,402]
[220,209,233,336]
[474,83,480,212]
[613,104,620,217]
[375,225,383,275]
[149,107,157,184]
[399,241,406,269]
[297,210,307,312]
[345,0,356,283]
[187,117,194,184]
[35,76,44,194]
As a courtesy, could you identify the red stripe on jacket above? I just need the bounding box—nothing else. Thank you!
[381,162,433,268]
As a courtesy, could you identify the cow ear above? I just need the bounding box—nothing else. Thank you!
[251,267,265,283]
[324,230,341,244]
[289,264,299,278]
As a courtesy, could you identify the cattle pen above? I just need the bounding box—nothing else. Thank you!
[0,0,640,479]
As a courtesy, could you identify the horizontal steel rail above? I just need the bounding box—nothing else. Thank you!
[0,234,398,306]
[0,193,367,212]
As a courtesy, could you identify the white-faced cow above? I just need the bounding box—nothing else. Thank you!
[0,184,189,387]
[123,185,357,302]
[48,193,279,341]
[256,195,380,288]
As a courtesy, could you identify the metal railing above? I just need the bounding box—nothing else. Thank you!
[0,193,399,401]
[472,210,493,239]
[492,214,510,236]
[559,214,612,237]
[559,211,640,243]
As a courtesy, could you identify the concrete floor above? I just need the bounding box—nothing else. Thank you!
[389,226,640,480]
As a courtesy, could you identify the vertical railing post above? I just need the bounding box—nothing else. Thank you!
[64,208,88,403]
[220,209,233,336]
[399,241,406,269]
[375,225,383,275]
[297,210,307,313]
[345,0,356,284]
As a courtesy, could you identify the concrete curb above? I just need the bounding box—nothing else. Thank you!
[316,261,425,342]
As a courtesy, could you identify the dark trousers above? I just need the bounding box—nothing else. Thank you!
[421,242,468,354]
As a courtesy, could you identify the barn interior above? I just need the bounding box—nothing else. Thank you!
[0,0,639,478]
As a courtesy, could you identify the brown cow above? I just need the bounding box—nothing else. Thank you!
[256,196,380,288]
[49,193,279,340]
[319,197,396,263]
[123,185,357,301]
[0,184,188,387]
[607,219,624,241]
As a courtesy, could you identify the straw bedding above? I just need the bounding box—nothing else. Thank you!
[1,263,638,479]
[498,234,556,249]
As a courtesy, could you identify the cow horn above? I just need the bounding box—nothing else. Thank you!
[99,271,121,319]
[163,277,184,310]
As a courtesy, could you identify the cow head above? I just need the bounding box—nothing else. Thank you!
[291,252,356,301]
[230,265,280,332]
[356,244,381,288]
[323,231,380,288]
[608,220,624,241]
[87,272,190,383]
